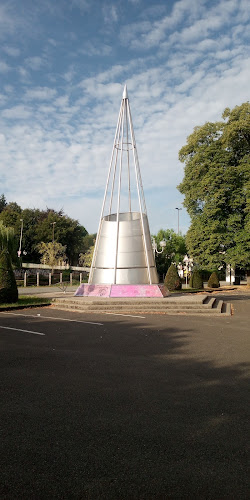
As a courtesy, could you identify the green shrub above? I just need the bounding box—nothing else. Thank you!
[164,264,182,291]
[190,269,203,289]
[0,250,18,303]
[208,271,220,288]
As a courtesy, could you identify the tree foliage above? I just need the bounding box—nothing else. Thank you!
[152,229,187,276]
[0,199,89,265]
[189,269,203,289]
[0,222,18,303]
[164,263,182,291]
[37,241,67,268]
[178,102,250,269]
[208,271,220,288]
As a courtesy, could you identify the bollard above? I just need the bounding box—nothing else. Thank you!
[60,272,63,284]
[80,273,82,285]
[24,272,27,287]
[37,272,39,287]
[70,273,73,286]
[49,273,51,286]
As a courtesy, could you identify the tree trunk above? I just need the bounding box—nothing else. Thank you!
[247,270,250,287]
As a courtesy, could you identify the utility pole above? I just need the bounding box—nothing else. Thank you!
[175,207,182,235]
[18,219,23,259]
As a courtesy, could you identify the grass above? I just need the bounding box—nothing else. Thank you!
[0,296,51,310]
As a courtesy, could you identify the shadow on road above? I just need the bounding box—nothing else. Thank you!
[0,314,249,499]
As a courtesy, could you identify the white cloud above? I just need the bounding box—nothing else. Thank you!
[0,61,10,73]
[102,4,118,24]
[25,56,46,70]
[3,45,20,57]
[24,87,57,101]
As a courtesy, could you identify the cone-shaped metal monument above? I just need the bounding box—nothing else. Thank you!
[88,85,158,285]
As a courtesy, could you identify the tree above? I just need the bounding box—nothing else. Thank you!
[0,222,18,303]
[0,194,7,213]
[0,202,89,265]
[36,241,67,269]
[208,271,220,288]
[79,244,95,267]
[178,102,250,276]
[152,229,187,276]
[164,263,182,291]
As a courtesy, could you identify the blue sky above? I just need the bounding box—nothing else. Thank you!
[0,0,249,235]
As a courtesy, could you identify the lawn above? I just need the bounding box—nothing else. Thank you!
[0,296,51,310]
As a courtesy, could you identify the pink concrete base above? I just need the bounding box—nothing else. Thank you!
[74,284,169,298]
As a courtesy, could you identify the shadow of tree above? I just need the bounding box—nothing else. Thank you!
[0,314,249,499]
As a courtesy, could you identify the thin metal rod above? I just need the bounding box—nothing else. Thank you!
[125,100,131,212]
[127,100,152,284]
[88,100,123,283]
[127,100,147,214]
[109,109,123,215]
[114,99,125,284]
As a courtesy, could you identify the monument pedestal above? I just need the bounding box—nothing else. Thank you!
[75,284,169,298]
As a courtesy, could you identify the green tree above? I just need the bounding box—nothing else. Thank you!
[152,229,187,276]
[36,241,67,268]
[79,244,95,267]
[0,203,88,265]
[178,102,250,276]
[0,194,7,213]
[0,222,18,303]
[164,263,182,291]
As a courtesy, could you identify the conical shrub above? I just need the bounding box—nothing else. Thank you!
[0,250,18,303]
[164,263,182,291]
[190,269,203,289]
[208,271,220,288]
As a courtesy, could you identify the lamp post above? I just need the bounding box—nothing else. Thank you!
[175,207,182,235]
[183,254,193,288]
[152,237,166,257]
[18,218,23,259]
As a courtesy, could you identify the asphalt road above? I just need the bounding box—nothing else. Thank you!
[0,299,249,499]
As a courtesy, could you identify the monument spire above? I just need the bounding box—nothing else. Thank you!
[88,85,158,286]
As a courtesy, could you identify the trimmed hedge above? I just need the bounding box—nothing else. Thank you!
[190,269,203,289]
[208,271,220,288]
[164,264,182,291]
[0,250,18,303]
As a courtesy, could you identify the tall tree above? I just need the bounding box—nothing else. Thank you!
[0,222,18,303]
[0,204,88,265]
[178,102,250,273]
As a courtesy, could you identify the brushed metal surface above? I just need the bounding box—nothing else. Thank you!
[90,211,159,285]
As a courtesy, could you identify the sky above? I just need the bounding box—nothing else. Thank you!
[0,0,249,236]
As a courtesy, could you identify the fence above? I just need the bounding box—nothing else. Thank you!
[15,270,89,287]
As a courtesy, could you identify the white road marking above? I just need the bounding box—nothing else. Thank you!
[0,311,103,326]
[0,325,45,336]
[99,312,146,318]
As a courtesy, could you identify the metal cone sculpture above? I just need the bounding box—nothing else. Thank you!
[88,85,158,286]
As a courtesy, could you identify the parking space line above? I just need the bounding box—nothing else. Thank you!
[0,325,45,336]
[100,312,146,318]
[0,311,103,326]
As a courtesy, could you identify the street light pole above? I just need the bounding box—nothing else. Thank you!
[175,207,182,235]
[18,218,23,259]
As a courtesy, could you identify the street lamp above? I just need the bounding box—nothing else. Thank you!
[175,207,182,235]
[152,237,166,257]
[183,254,193,288]
[18,218,23,259]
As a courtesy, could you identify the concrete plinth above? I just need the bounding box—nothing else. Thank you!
[74,284,169,298]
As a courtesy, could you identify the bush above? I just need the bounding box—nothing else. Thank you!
[164,264,182,291]
[0,250,18,303]
[190,269,203,289]
[208,271,220,288]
